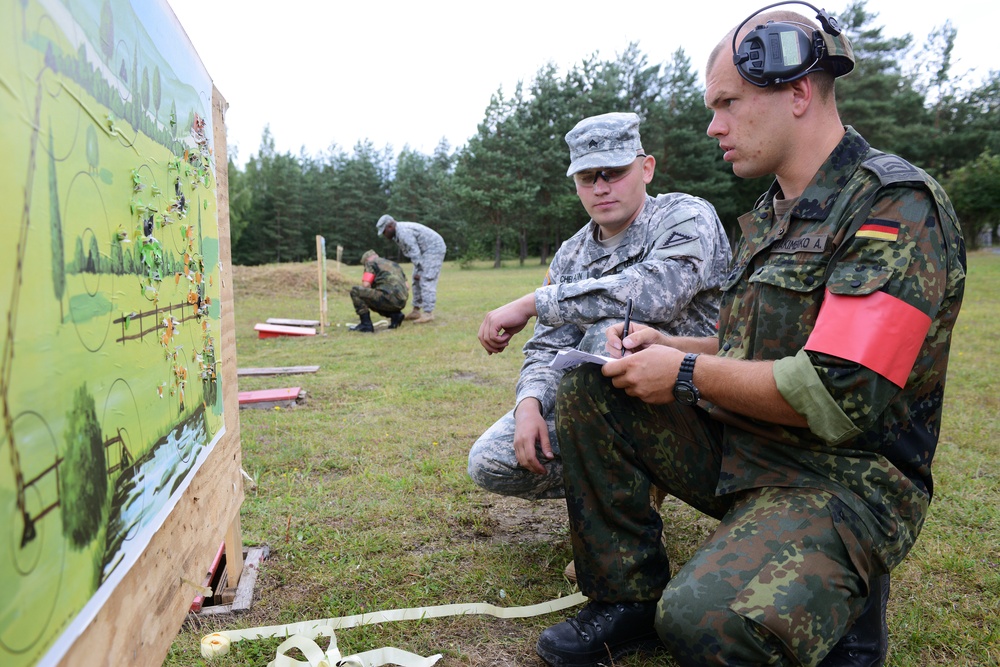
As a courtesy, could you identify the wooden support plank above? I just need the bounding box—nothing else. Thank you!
[237,365,320,377]
[266,317,321,327]
[224,515,244,595]
[190,542,226,613]
[238,388,305,410]
[185,546,269,619]
[238,387,302,404]
[231,545,269,612]
[255,323,316,338]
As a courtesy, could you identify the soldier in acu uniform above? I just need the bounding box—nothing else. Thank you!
[535,6,966,667]
[348,250,409,333]
[470,111,731,504]
[376,215,447,323]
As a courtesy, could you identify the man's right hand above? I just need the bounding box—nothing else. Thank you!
[513,399,552,474]
[478,294,537,354]
[605,322,665,357]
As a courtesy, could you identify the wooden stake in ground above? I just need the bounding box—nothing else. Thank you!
[316,235,327,335]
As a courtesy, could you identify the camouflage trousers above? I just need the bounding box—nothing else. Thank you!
[350,285,406,317]
[467,407,565,500]
[557,365,880,666]
[412,253,444,312]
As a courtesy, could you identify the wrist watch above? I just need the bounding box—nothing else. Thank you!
[672,353,701,406]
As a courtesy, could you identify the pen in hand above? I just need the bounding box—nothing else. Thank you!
[621,297,633,357]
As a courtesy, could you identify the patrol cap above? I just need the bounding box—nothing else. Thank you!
[818,28,854,78]
[565,112,644,177]
[376,214,395,234]
[361,249,377,263]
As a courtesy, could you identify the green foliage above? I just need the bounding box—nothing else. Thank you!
[48,124,65,311]
[453,85,539,267]
[945,152,1000,247]
[227,1,1000,267]
[60,384,108,549]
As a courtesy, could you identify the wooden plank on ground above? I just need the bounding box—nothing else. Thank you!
[254,323,316,338]
[237,365,320,377]
[186,545,270,618]
[266,317,321,327]
[232,545,270,612]
[238,387,304,409]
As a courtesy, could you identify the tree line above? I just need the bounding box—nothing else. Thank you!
[228,1,1000,268]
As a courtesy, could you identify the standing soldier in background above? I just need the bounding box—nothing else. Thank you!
[348,250,409,333]
[376,215,447,323]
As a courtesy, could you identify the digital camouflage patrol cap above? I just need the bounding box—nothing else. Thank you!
[376,214,395,234]
[565,112,644,177]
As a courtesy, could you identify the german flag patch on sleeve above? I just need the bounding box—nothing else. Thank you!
[856,218,900,242]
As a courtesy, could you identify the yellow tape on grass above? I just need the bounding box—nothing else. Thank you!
[201,591,587,666]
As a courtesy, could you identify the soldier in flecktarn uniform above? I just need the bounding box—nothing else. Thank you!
[534,7,966,667]
[348,249,409,333]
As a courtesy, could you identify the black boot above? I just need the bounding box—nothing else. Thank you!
[536,600,662,667]
[388,312,405,329]
[819,573,890,667]
[349,312,374,333]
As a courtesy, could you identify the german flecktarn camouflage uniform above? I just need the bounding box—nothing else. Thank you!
[468,192,731,500]
[350,257,408,317]
[556,126,966,665]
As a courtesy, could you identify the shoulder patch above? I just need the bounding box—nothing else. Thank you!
[862,153,923,186]
[661,230,697,248]
[856,218,900,242]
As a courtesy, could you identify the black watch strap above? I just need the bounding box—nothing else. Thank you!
[673,352,701,406]
[678,353,699,380]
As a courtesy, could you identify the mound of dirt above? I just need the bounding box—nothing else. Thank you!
[232,261,354,297]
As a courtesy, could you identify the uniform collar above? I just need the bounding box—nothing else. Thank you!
[760,126,871,222]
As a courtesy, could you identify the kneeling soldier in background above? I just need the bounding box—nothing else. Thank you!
[349,250,409,333]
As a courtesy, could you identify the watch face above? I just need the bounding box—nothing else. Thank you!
[673,381,698,405]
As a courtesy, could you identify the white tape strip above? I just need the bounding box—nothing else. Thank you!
[202,591,586,666]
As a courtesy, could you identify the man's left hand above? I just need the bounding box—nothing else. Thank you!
[602,345,685,404]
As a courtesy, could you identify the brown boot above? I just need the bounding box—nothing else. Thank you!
[404,308,422,320]
[414,311,435,324]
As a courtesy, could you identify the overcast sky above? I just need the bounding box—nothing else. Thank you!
[165,0,995,165]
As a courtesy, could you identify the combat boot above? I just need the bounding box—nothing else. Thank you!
[404,308,422,320]
[536,599,663,667]
[349,313,374,333]
[388,312,405,329]
[414,311,435,324]
[818,573,890,667]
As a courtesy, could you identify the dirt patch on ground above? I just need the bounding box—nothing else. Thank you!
[233,261,354,297]
[449,371,496,386]
[480,495,569,544]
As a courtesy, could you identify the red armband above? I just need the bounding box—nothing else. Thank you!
[804,290,931,388]
[362,272,375,284]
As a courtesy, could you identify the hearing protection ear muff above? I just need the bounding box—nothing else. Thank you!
[732,1,854,87]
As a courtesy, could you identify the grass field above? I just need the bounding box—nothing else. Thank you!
[166,251,999,667]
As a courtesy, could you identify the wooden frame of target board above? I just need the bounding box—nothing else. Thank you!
[0,1,244,665]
